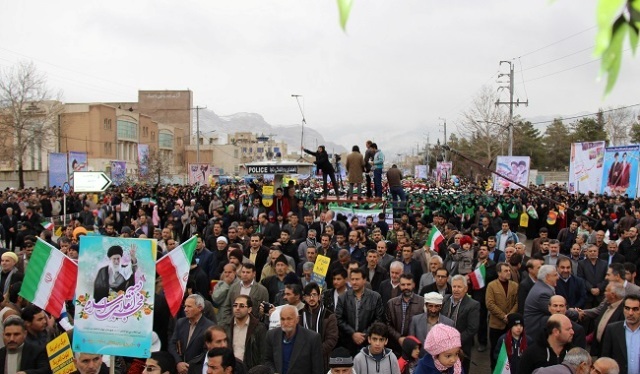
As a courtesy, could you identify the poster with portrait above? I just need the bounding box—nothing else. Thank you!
[568,141,605,194]
[600,145,640,198]
[436,162,452,183]
[111,161,127,186]
[137,144,150,177]
[493,156,531,192]
[73,236,156,358]
[68,151,88,187]
[188,163,212,185]
[415,165,428,179]
[49,153,68,188]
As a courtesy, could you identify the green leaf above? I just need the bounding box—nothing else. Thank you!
[602,18,628,94]
[337,0,354,31]
[629,23,639,54]
[595,0,626,55]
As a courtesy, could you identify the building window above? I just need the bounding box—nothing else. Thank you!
[103,118,112,130]
[104,142,112,155]
[143,126,149,137]
[159,131,173,149]
[257,147,263,153]
[117,120,138,141]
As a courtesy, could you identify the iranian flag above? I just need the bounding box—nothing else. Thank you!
[156,236,197,316]
[41,219,54,231]
[19,238,77,318]
[427,227,444,251]
[468,263,487,290]
[493,341,511,374]
[495,203,503,216]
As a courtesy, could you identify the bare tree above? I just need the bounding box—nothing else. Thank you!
[605,106,635,146]
[0,61,62,188]
[458,85,508,163]
[143,148,174,186]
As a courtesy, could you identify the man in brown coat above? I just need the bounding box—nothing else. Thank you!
[485,262,519,369]
[385,274,424,354]
[345,145,365,199]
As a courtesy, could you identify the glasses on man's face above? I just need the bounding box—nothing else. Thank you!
[232,304,248,309]
[305,293,319,298]
[143,366,160,372]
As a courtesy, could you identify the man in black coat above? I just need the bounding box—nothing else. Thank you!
[600,294,640,374]
[303,145,340,198]
[0,317,50,374]
[169,295,216,374]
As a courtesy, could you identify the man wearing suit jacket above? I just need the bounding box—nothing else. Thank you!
[243,233,270,281]
[409,292,454,343]
[385,274,424,353]
[361,249,389,292]
[600,241,626,265]
[518,258,543,314]
[218,263,269,328]
[601,294,640,374]
[441,275,480,374]
[169,294,216,374]
[0,316,49,374]
[591,282,625,356]
[577,245,608,307]
[485,262,519,369]
[263,305,323,374]
[523,264,558,342]
[257,213,280,246]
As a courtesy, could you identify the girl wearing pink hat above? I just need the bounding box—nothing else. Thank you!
[414,324,463,374]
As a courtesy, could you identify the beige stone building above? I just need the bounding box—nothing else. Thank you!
[184,131,290,175]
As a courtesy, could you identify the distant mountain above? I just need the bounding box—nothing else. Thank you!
[196,109,347,155]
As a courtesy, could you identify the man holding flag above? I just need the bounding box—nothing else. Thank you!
[468,243,497,354]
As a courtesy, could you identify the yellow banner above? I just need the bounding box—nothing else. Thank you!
[47,333,76,374]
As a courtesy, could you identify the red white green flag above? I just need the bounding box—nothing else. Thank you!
[155,236,197,316]
[468,263,487,290]
[19,238,77,318]
[493,341,511,374]
[427,227,444,252]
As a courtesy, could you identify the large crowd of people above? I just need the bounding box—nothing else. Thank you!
[0,142,638,373]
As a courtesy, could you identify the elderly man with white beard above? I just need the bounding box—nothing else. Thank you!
[93,245,137,302]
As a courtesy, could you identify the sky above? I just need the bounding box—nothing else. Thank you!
[1,0,639,157]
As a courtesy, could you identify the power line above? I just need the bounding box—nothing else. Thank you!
[527,103,640,125]
[520,46,594,72]
[516,26,597,59]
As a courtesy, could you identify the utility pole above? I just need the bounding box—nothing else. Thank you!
[438,117,447,161]
[495,61,528,156]
[192,106,207,164]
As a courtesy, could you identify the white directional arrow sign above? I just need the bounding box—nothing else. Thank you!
[73,172,112,192]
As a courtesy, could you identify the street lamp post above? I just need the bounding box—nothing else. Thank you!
[292,94,306,161]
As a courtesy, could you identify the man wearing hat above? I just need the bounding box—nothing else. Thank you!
[409,292,454,344]
[0,251,23,294]
[93,245,138,302]
[328,347,356,374]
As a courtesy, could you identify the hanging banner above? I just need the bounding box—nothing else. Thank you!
[188,163,212,185]
[601,145,640,198]
[68,151,88,187]
[49,153,68,188]
[568,141,605,194]
[493,156,531,192]
[138,144,149,177]
[415,165,428,179]
[73,236,156,358]
[111,161,127,186]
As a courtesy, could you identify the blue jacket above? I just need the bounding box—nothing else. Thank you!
[414,354,460,374]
